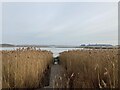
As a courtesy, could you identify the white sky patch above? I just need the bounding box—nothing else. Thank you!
[1,0,119,2]
[0,3,2,44]
[2,2,118,45]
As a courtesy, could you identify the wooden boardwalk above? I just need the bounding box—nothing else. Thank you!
[37,58,68,89]
[48,64,67,88]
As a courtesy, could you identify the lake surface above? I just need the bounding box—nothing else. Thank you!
[0,47,83,57]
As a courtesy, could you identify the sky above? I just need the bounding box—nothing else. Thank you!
[0,3,2,44]
[1,2,118,45]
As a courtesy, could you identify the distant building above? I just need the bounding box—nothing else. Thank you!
[81,44,86,46]
[87,44,112,47]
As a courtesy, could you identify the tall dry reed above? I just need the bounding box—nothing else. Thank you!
[1,47,53,88]
[60,49,118,88]
[0,51,2,89]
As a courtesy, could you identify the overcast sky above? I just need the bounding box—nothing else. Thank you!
[2,2,118,45]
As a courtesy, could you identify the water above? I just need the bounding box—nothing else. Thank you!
[40,47,83,57]
[0,47,83,57]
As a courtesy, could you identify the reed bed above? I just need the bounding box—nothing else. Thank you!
[59,49,118,88]
[0,51,2,89]
[1,47,53,88]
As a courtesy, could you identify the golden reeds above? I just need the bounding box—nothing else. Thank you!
[1,47,53,88]
[59,49,118,88]
[0,51,2,89]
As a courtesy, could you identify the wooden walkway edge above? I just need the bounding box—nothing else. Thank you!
[37,58,67,89]
[48,64,67,88]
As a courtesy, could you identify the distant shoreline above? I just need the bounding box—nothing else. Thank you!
[0,44,118,49]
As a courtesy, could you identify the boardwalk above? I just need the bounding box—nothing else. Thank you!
[37,64,67,89]
[37,58,68,89]
[48,64,67,88]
